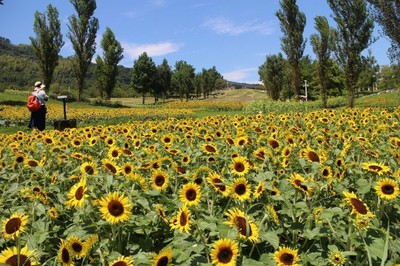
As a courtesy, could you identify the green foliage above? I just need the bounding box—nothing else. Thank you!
[258,53,286,100]
[172,60,195,102]
[131,52,157,104]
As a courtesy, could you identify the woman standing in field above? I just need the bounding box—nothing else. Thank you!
[28,81,49,131]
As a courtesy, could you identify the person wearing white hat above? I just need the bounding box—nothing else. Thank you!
[28,81,49,131]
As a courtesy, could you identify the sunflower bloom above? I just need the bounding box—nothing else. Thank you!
[230,177,251,201]
[65,177,88,209]
[289,174,313,197]
[328,250,346,265]
[151,169,170,191]
[201,143,219,154]
[362,162,391,175]
[210,238,239,266]
[224,208,259,243]
[179,182,202,206]
[80,161,97,176]
[66,235,89,259]
[152,247,173,266]
[0,245,39,266]
[206,172,230,197]
[1,212,29,239]
[230,156,250,176]
[170,205,191,233]
[274,246,299,266]
[375,178,399,200]
[109,256,134,266]
[343,191,373,217]
[58,240,73,266]
[253,181,266,199]
[98,192,133,225]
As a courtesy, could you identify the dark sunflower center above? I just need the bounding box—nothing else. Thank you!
[124,166,132,175]
[180,212,188,226]
[281,253,294,263]
[72,242,83,253]
[256,151,265,159]
[186,189,197,201]
[16,156,24,163]
[236,216,252,236]
[112,150,119,157]
[382,184,395,195]
[28,160,38,167]
[108,200,124,216]
[205,145,216,153]
[62,248,71,263]
[307,151,320,162]
[155,176,165,186]
[294,180,309,192]
[269,140,279,148]
[5,217,21,234]
[85,165,94,175]
[350,198,368,215]
[157,256,169,266]
[217,247,233,263]
[112,261,128,266]
[235,184,246,195]
[105,163,117,173]
[6,255,30,266]
[369,165,382,171]
[322,169,329,176]
[213,178,226,191]
[75,186,84,200]
[234,163,245,172]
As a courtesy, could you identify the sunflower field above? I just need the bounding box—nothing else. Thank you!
[0,105,400,266]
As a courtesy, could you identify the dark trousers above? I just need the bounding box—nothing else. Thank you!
[28,105,47,131]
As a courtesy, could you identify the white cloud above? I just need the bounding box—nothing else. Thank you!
[122,41,184,59]
[223,67,261,84]
[203,17,275,36]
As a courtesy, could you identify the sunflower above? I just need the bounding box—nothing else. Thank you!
[206,172,230,197]
[321,166,333,179]
[289,174,313,197]
[48,207,58,220]
[0,245,39,266]
[253,147,270,161]
[70,137,83,147]
[1,212,28,239]
[102,158,121,175]
[229,177,251,202]
[58,240,73,266]
[253,181,266,199]
[80,161,98,176]
[362,162,391,175]
[375,178,399,200]
[230,156,250,176]
[98,192,133,225]
[151,169,170,191]
[121,162,135,178]
[152,247,173,266]
[155,204,168,223]
[201,143,219,154]
[210,238,239,266]
[343,191,372,217]
[235,135,248,147]
[65,177,88,209]
[66,235,88,259]
[179,182,202,206]
[328,250,346,265]
[268,137,280,149]
[300,147,320,163]
[104,136,116,146]
[107,146,121,160]
[161,133,174,146]
[273,246,299,266]
[24,158,40,168]
[109,256,134,266]
[170,205,191,233]
[266,204,279,224]
[224,208,259,243]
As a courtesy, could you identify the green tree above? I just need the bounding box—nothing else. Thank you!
[367,0,400,63]
[95,27,123,100]
[258,53,286,100]
[310,16,333,108]
[154,59,172,103]
[358,50,379,93]
[328,0,374,107]
[67,0,99,101]
[172,60,195,102]
[276,0,306,98]
[131,52,156,104]
[30,4,64,93]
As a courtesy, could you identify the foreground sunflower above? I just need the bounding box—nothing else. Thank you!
[80,161,98,176]
[343,191,372,217]
[362,162,391,175]
[0,245,39,266]
[207,171,230,197]
[66,235,89,259]
[65,177,88,209]
[230,177,251,201]
[98,192,133,225]
[328,250,346,265]
[1,212,28,239]
[109,256,134,266]
[179,182,202,206]
[289,174,313,197]
[151,169,170,191]
[374,178,399,200]
[152,247,173,266]
[224,208,259,243]
[210,238,239,266]
[273,246,299,266]
[58,239,73,266]
[230,156,250,176]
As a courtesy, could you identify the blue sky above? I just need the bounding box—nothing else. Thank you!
[0,0,392,84]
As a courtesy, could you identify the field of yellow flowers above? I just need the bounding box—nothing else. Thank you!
[0,103,400,265]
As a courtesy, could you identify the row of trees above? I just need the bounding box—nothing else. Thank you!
[28,0,224,103]
[259,0,400,108]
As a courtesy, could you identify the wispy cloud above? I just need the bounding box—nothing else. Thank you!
[223,67,261,83]
[122,41,184,59]
[148,0,166,7]
[203,17,275,36]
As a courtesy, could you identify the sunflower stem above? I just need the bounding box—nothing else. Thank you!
[194,208,210,263]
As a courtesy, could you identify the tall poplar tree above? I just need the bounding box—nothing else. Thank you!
[276,0,306,99]
[172,60,195,102]
[258,53,286,100]
[95,27,123,100]
[367,0,400,63]
[310,16,333,108]
[67,0,99,101]
[30,4,64,93]
[328,0,374,107]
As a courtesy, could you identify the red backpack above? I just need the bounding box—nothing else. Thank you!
[27,94,41,112]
